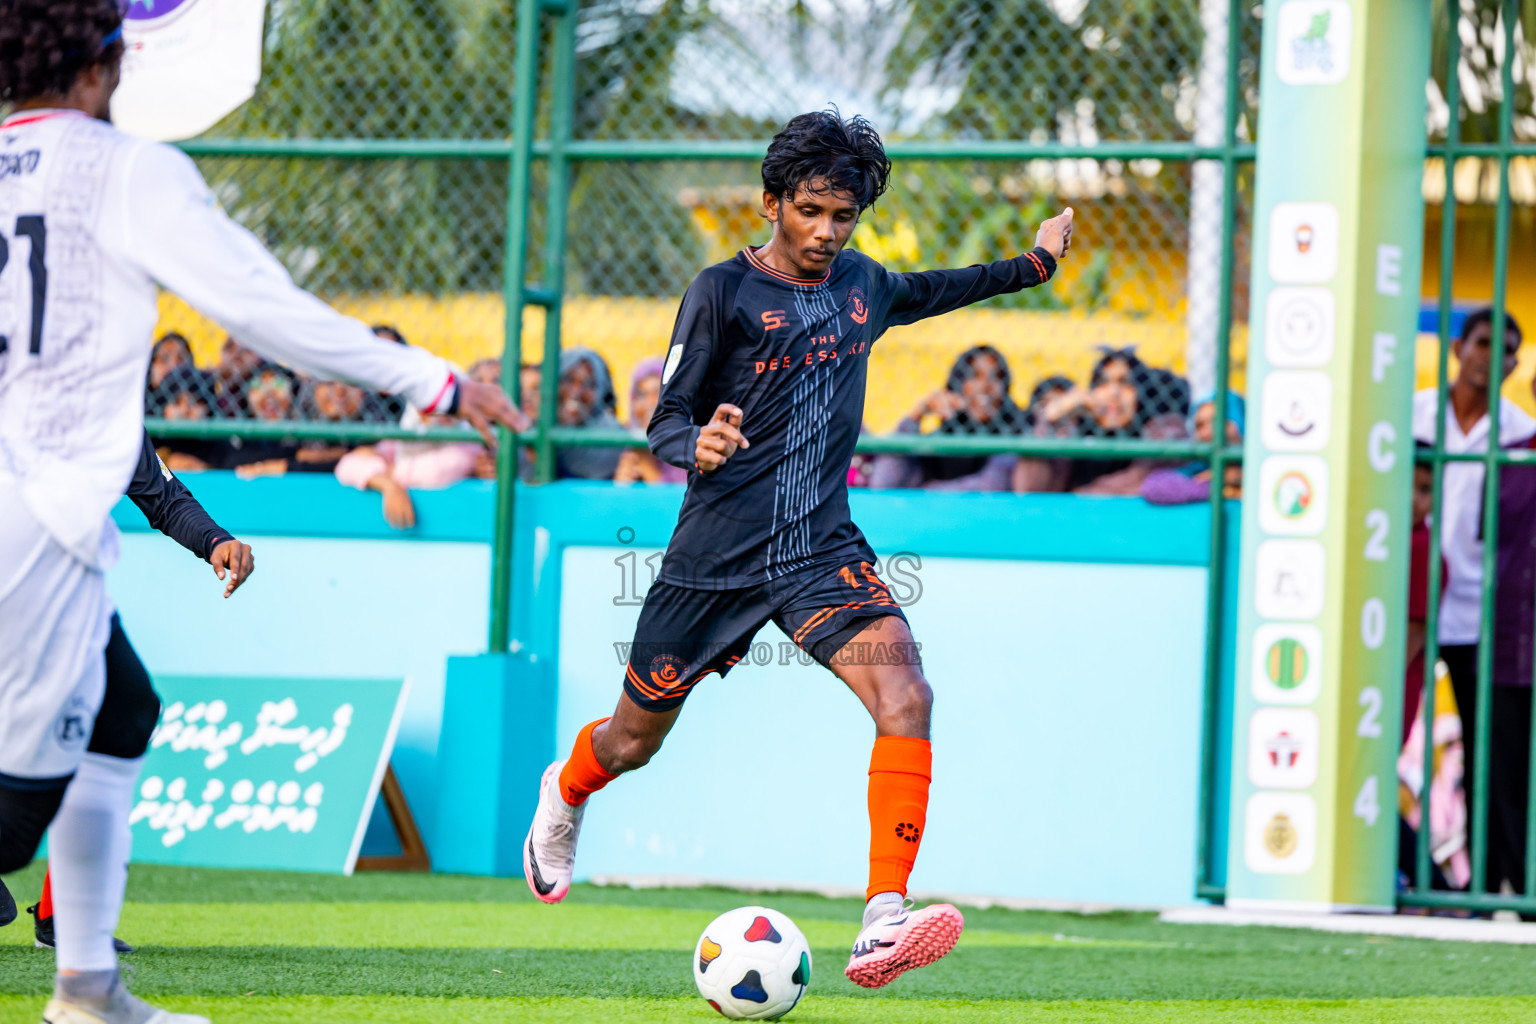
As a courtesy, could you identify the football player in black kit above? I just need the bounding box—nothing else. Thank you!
[0,432,252,953]
[524,110,1074,988]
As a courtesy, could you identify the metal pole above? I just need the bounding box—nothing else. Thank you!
[489,0,545,653]
[1468,0,1518,896]
[1416,0,1461,898]
[1194,0,1244,900]
[535,5,579,484]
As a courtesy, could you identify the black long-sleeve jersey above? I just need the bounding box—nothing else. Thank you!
[128,430,232,561]
[648,244,1057,590]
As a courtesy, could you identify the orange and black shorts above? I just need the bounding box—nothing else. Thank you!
[622,559,914,713]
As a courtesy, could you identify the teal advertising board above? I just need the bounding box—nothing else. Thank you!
[129,676,409,874]
[1227,0,1429,910]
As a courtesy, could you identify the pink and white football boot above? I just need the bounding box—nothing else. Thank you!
[523,760,584,904]
[844,899,964,988]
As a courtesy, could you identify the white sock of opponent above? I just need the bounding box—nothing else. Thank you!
[49,752,142,974]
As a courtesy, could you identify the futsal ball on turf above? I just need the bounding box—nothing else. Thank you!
[693,906,812,1020]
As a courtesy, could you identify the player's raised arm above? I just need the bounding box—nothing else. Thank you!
[883,207,1075,329]
[117,143,528,444]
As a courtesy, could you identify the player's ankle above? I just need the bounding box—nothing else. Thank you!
[55,967,118,1002]
[863,890,904,927]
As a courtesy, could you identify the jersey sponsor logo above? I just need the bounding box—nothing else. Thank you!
[661,344,684,386]
[56,695,92,749]
[649,653,688,690]
[0,151,41,180]
[847,286,869,325]
[761,309,788,331]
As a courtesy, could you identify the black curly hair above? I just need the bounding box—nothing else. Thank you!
[0,0,125,105]
[761,110,892,211]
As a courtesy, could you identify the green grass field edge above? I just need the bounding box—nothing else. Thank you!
[5,994,1535,1024]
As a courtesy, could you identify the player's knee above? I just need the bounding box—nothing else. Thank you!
[603,728,665,774]
[875,672,932,732]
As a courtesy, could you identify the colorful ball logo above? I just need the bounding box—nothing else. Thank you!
[1272,470,1313,519]
[1265,637,1308,690]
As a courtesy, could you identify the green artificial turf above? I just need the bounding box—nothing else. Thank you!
[3,862,1536,1022]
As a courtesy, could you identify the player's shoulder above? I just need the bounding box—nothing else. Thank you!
[695,253,753,288]
[834,247,891,286]
[115,131,204,181]
[684,254,751,304]
[837,248,885,274]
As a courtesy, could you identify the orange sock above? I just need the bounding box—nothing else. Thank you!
[866,735,932,901]
[558,718,618,806]
[38,867,53,919]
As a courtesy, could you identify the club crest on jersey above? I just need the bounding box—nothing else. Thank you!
[847,286,869,325]
[55,696,92,749]
[649,654,688,690]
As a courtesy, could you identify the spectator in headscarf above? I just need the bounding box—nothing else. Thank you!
[1016,347,1179,493]
[146,332,194,399]
[149,365,228,472]
[1139,392,1246,505]
[615,356,688,484]
[869,344,1024,491]
[555,346,624,480]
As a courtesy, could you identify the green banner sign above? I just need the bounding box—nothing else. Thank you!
[129,676,409,874]
[1227,0,1429,911]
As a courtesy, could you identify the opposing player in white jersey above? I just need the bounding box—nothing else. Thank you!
[0,3,529,1022]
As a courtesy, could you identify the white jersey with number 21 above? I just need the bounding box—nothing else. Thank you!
[0,109,457,567]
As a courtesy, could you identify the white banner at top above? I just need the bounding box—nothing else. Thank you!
[111,0,268,142]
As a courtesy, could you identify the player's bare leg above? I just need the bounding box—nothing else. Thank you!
[524,696,680,903]
[831,616,964,988]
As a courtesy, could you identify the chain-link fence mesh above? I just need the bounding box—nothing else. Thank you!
[142,0,1276,491]
[1415,1,1536,410]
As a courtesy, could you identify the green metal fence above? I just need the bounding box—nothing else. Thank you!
[150,0,1263,699]
[150,0,1536,904]
[1401,0,1536,917]
[131,0,1536,910]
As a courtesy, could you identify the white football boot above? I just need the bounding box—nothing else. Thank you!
[844,898,964,989]
[42,970,210,1024]
[523,760,585,904]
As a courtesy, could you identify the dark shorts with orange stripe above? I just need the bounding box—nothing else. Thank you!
[622,559,911,713]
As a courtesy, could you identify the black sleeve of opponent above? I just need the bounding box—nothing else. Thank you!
[127,430,233,561]
[883,247,1057,329]
[648,269,727,471]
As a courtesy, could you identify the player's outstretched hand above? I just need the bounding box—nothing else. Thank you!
[456,377,532,446]
[696,403,749,473]
[210,538,255,599]
[1034,207,1074,260]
